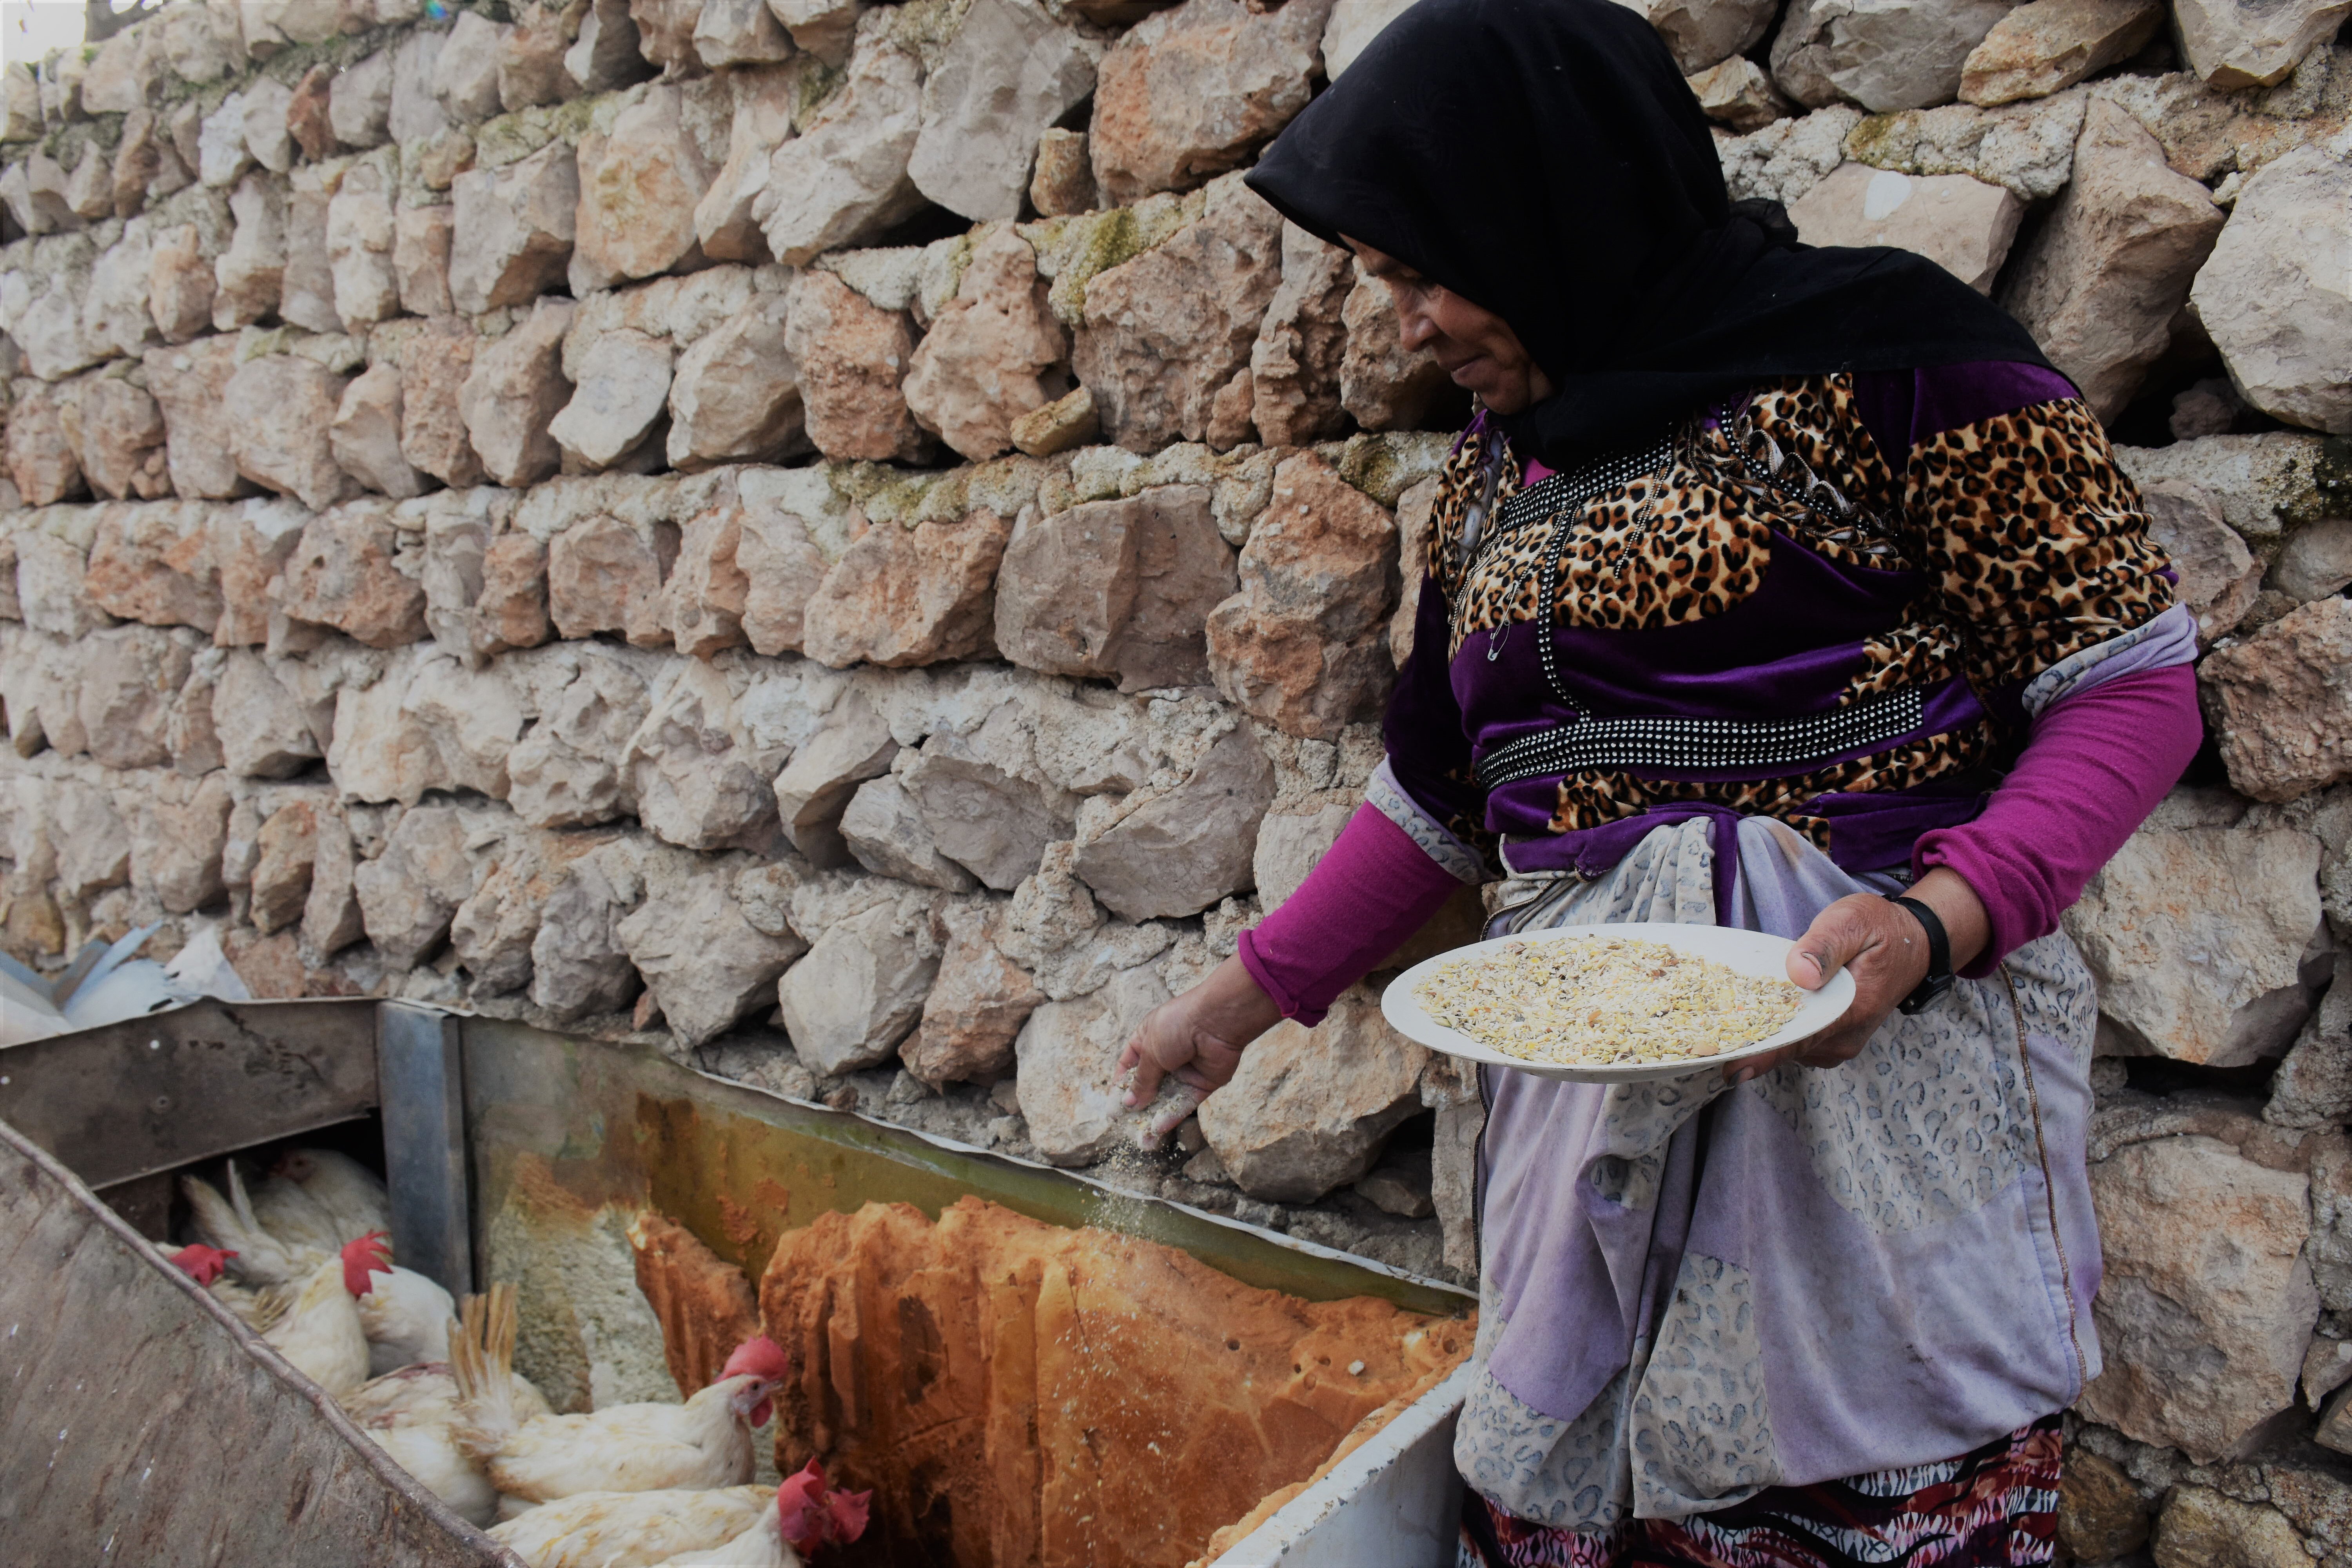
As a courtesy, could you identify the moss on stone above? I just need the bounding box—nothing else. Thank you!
[1036,188,1203,326]
[791,59,848,132]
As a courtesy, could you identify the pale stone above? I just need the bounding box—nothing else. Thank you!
[753,34,925,266]
[2201,598,2352,803]
[2000,102,2224,419]
[433,11,509,126]
[904,899,1040,1086]
[693,60,797,263]
[392,205,455,318]
[666,295,806,468]
[199,91,258,189]
[228,355,358,511]
[86,500,222,633]
[2112,431,2337,546]
[1072,725,1272,920]
[530,840,645,1021]
[1014,965,1171,1163]
[1029,127,1096,218]
[2063,800,2326,1065]
[619,873,808,1049]
[1074,173,1284,451]
[136,768,234,915]
[802,510,1011,669]
[249,799,317,934]
[571,84,715,296]
[49,780,130,904]
[1252,802,1355,912]
[459,296,575,488]
[83,221,164,360]
[1319,0,1417,77]
[448,831,564,996]
[74,377,172,502]
[1960,0,2162,105]
[419,505,488,660]
[1688,56,1795,131]
[902,228,1068,462]
[329,51,394,152]
[1771,0,2018,111]
[352,804,477,969]
[841,774,977,891]
[2271,519,2352,604]
[326,165,398,332]
[549,513,670,643]
[1250,222,1353,447]
[213,651,320,779]
[549,327,675,472]
[79,624,194,770]
[1205,452,1398,740]
[300,804,366,963]
[994,485,1238,691]
[2140,479,2260,641]
[398,316,488,489]
[631,0,708,75]
[903,711,1075,891]
[13,532,111,640]
[659,505,750,659]
[1617,0,1779,71]
[566,0,657,95]
[2175,0,2352,87]
[146,222,216,341]
[160,6,236,87]
[277,183,339,334]
[507,651,652,828]
[501,2,576,113]
[2190,145,2352,436]
[331,362,425,500]
[476,534,554,655]
[624,660,782,852]
[2078,1136,2316,1464]
[388,30,453,145]
[212,173,287,332]
[769,0,865,63]
[1339,269,1453,432]
[782,269,922,463]
[213,498,310,648]
[736,469,858,655]
[907,0,1101,223]
[771,690,897,865]
[2267,951,2352,1130]
[448,141,578,316]
[274,502,429,649]
[1788,163,2024,292]
[1197,989,1429,1202]
[1089,0,1336,205]
[4,381,83,506]
[2152,1486,2312,1568]
[696,0,793,67]
[778,898,940,1074]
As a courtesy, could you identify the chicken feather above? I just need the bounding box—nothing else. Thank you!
[487,1486,775,1568]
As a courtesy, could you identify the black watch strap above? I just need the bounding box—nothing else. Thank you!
[1887,895,1954,1015]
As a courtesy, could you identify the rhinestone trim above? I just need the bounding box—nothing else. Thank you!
[1472,687,1929,790]
[1492,432,1679,540]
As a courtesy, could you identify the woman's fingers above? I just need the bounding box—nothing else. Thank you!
[1732,895,1937,1082]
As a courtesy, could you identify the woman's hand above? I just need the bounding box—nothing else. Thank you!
[1725,867,1991,1085]
[1118,955,1284,1145]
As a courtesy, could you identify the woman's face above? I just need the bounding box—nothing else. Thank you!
[1343,237,1555,415]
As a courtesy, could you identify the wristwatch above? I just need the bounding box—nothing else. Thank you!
[1887,895,1954,1015]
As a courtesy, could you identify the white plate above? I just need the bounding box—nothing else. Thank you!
[1381,923,1856,1083]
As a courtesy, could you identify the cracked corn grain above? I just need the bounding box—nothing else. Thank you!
[1415,936,1804,1065]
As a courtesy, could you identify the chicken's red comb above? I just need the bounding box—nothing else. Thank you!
[720,1334,789,1383]
[170,1243,235,1286]
[339,1231,392,1298]
[824,1485,873,1546]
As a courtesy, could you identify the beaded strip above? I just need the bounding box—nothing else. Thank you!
[1471,686,1928,790]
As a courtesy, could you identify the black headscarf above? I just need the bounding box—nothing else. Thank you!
[1243,0,2056,467]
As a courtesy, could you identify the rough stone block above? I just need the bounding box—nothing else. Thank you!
[448,141,578,316]
[666,295,806,469]
[907,0,1100,223]
[1071,725,1271,920]
[619,871,808,1049]
[782,270,923,463]
[332,361,425,500]
[801,509,1010,669]
[1960,0,2163,105]
[227,354,358,511]
[2200,597,2352,802]
[459,296,575,488]
[904,228,1068,462]
[772,691,898,866]
[1771,0,2017,111]
[778,898,940,1075]
[549,327,675,472]
[1089,0,1335,205]
[1788,163,2023,292]
[1197,988,1428,1203]
[903,899,1040,1085]
[273,501,429,649]
[753,34,925,265]
[571,83,715,296]
[2174,0,2352,87]
[994,484,1238,691]
[842,773,978,891]
[2190,145,2352,436]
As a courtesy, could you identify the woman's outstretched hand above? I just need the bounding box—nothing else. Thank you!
[1725,867,1991,1085]
[1118,955,1284,1145]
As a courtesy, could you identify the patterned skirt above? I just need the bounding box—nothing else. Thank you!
[1457,1416,2062,1568]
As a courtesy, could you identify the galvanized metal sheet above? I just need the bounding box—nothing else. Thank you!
[378,1004,474,1296]
[0,1116,521,1567]
[0,999,379,1189]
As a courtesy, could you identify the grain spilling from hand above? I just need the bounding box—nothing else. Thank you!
[1415,936,1804,1065]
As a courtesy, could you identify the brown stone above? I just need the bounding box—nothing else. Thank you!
[663,505,751,659]
[211,505,309,649]
[1205,452,1398,739]
[1686,56,1793,132]
[2200,597,2352,804]
[398,315,489,490]
[783,270,925,463]
[1339,269,1455,432]
[85,501,222,633]
[5,380,84,506]
[274,502,430,648]
[287,65,338,161]
[476,534,553,655]
[1031,127,1097,218]
[1089,0,1336,205]
[458,296,574,488]
[2056,1449,2151,1564]
[2152,1486,2313,1568]
[1961,0,2163,105]
[904,902,1044,1088]
[74,376,173,502]
[1788,164,2024,295]
[1009,385,1100,458]
[994,485,1238,691]
[227,354,357,511]
[570,83,714,295]
[802,510,1012,669]
[250,798,318,935]
[143,338,251,501]
[299,803,366,964]
[548,513,670,644]
[393,205,456,318]
[904,228,1069,463]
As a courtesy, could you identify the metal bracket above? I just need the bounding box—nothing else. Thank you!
[376,1003,474,1297]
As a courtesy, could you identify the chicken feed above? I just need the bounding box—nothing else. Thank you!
[1415,935,1804,1065]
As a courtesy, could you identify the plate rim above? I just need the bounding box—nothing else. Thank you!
[1382,922,1856,1083]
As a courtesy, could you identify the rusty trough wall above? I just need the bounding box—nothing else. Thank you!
[1,0,2350,1559]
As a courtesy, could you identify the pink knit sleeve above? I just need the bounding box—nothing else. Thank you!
[1237,804,1469,1025]
[1915,664,2202,977]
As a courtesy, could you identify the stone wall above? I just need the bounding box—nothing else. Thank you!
[0,0,2349,1558]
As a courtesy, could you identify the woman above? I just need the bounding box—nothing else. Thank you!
[1117,0,2204,1562]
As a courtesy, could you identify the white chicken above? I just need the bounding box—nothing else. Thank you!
[272,1147,392,1241]
[353,1247,456,1376]
[451,1294,790,1507]
[486,1486,775,1568]
[648,1462,871,1568]
[260,1233,384,1397]
[183,1162,319,1287]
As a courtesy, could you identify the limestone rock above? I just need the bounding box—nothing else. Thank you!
[13,532,111,641]
[1014,965,1172,1163]
[507,650,653,828]
[624,661,782,852]
[388,29,454,145]
[1253,801,1358,913]
[1008,385,1100,457]
[398,316,488,489]
[2190,145,2352,436]
[1770,0,2018,111]
[841,774,978,891]
[448,141,578,316]
[142,338,248,501]
[136,768,234,915]
[571,84,715,296]
[300,804,367,964]
[2174,0,2352,88]
[1339,269,1454,432]
[325,166,397,332]
[74,377,172,502]
[566,0,657,94]
[84,222,164,361]
[904,899,1041,1085]
[1072,725,1272,920]
[286,66,337,162]
[249,799,318,934]
[550,513,672,645]
[2152,1486,2312,1568]
[1205,452,1398,740]
[276,183,340,335]
[753,34,925,266]
[352,804,478,969]
[459,297,575,488]
[1029,126,1096,218]
[995,485,1238,691]
[4,383,83,506]
[403,650,530,802]
[769,0,864,64]
[1787,163,2023,292]
[736,470,857,656]
[1250,222,1354,447]
[1074,173,1284,451]
[2056,1449,2152,1564]
[331,362,425,499]
[476,534,554,656]
[86,500,222,633]
[2267,951,2352,1130]
[782,270,923,462]
[549,327,675,472]
[2270,518,2352,608]
[330,52,395,152]
[2064,799,2326,1064]
[212,173,287,332]
[433,11,508,125]
[693,60,798,262]
[199,92,258,189]
[1998,102,2223,419]
[146,221,216,340]
[228,355,357,511]
[619,873,808,1049]
[1688,56,1795,131]
[530,839,645,1021]
[778,898,940,1075]
[902,711,1075,891]
[696,0,794,66]
[501,4,575,114]
[2140,479,2260,641]
[802,509,1010,668]
[1619,0,1780,72]
[1198,989,1429,1202]
[1090,0,1335,205]
[385,205,454,318]
[663,505,750,658]
[79,624,194,770]
[1960,0,2163,105]
[903,228,1068,462]
[666,295,806,468]
[907,0,1100,223]
[274,502,428,649]
[2078,1135,2316,1464]
[2201,598,2352,803]
[213,650,321,778]
[771,690,897,865]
